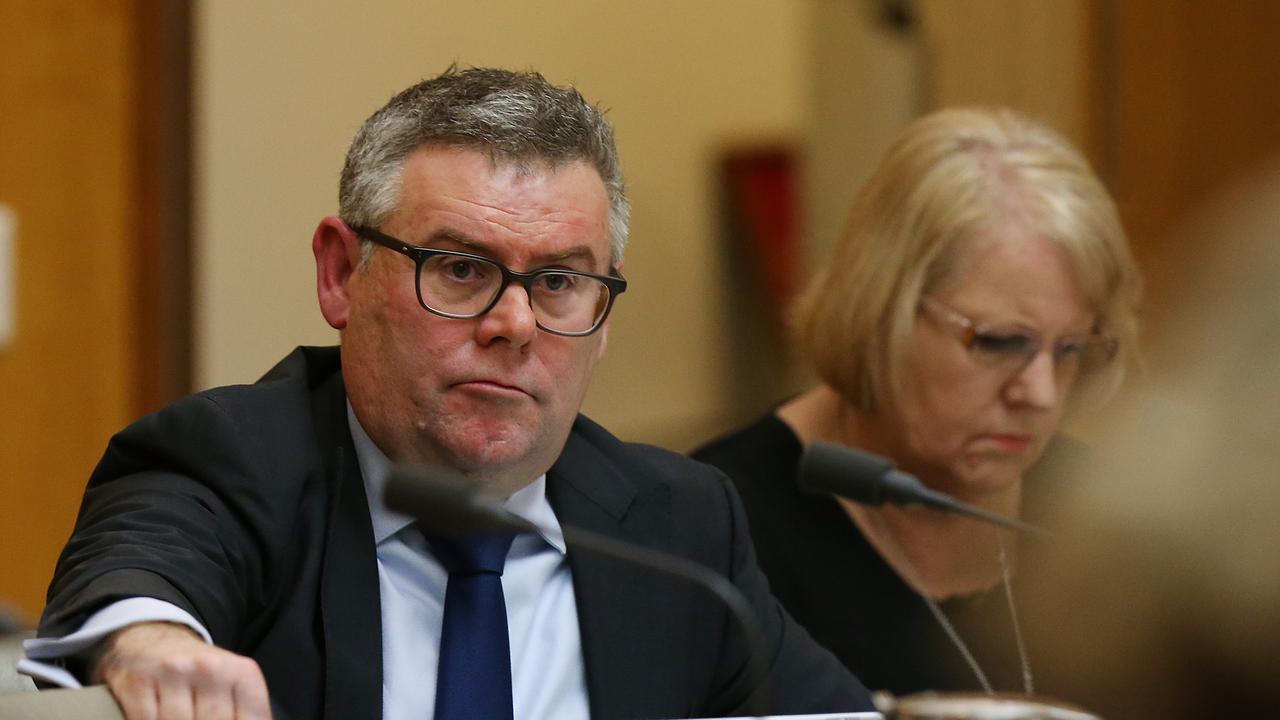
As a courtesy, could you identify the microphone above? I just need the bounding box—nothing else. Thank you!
[383,466,539,536]
[383,465,772,716]
[799,442,1050,537]
[801,442,1050,697]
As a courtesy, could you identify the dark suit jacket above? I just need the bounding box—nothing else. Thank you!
[40,346,871,719]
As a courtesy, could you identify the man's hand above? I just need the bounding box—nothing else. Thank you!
[92,622,272,720]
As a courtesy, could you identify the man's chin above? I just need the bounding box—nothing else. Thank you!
[436,436,545,485]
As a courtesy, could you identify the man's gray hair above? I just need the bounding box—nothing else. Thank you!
[339,66,629,265]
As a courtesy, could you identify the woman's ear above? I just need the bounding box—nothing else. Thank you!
[314,216,362,330]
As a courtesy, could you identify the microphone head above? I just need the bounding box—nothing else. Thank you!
[799,442,1050,535]
[798,441,896,505]
[384,464,536,536]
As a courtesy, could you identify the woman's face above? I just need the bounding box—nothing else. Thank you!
[890,222,1097,497]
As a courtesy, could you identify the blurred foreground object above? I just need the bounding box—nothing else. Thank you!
[1025,164,1280,718]
[876,692,1096,719]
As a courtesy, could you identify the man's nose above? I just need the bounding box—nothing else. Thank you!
[474,283,537,347]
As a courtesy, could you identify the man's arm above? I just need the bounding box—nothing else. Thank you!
[21,597,209,688]
[715,469,876,714]
[92,622,272,720]
[21,595,276,720]
[37,392,305,719]
[40,390,304,640]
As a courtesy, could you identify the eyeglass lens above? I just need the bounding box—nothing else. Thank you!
[967,330,1115,377]
[419,253,611,334]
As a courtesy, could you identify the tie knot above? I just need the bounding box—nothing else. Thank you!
[425,531,516,576]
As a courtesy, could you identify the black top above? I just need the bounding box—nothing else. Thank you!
[693,412,1074,697]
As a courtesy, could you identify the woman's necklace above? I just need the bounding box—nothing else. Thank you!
[883,526,1035,695]
[828,400,1033,693]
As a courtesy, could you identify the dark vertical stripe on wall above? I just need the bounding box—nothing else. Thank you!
[134,0,192,413]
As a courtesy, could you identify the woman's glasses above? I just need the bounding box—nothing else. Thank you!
[918,296,1118,382]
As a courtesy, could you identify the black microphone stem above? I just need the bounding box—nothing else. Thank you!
[558,524,771,717]
[800,442,1052,538]
[910,488,1053,538]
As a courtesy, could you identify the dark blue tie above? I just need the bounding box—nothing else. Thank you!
[428,531,517,720]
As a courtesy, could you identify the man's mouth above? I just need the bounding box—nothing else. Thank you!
[453,378,534,399]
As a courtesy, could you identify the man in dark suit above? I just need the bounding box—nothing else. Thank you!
[31,67,873,719]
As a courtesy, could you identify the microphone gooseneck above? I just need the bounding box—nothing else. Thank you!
[798,441,1051,537]
[799,441,1043,697]
[383,464,772,716]
[383,467,539,536]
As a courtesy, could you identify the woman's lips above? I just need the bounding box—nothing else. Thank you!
[982,433,1033,453]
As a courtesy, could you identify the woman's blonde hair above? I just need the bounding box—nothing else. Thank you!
[791,107,1141,413]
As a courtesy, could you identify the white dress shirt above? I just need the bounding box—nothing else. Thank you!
[349,405,590,720]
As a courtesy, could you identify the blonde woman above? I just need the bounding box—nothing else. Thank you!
[694,107,1141,696]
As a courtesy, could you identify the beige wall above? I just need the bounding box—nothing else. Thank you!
[195,0,813,447]
[805,1,922,283]
[803,0,1095,273]
[194,0,1102,451]
[917,0,1094,149]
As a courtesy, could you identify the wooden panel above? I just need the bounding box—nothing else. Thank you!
[903,0,1280,343]
[133,0,192,413]
[917,0,1095,153]
[0,1,141,623]
[1102,0,1280,330]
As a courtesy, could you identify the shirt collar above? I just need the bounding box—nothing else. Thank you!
[347,402,566,554]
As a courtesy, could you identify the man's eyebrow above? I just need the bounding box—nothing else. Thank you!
[423,228,483,251]
[425,227,604,267]
[539,246,599,265]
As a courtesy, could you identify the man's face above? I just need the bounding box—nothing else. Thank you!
[323,146,613,495]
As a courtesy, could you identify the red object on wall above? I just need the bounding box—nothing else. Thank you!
[722,148,799,316]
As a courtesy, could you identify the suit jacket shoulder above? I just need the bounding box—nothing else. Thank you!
[549,415,873,717]
[39,346,374,720]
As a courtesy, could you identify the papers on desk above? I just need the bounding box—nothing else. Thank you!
[691,707,880,712]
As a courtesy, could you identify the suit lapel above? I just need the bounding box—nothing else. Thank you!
[548,428,691,719]
[316,376,383,720]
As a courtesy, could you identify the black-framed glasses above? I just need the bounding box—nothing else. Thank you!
[353,225,626,337]
[918,296,1118,382]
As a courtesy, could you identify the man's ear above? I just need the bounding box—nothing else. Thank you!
[594,321,610,364]
[593,257,622,363]
[314,216,363,330]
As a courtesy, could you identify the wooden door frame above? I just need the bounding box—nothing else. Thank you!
[134,0,192,412]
